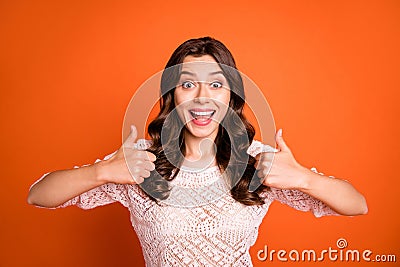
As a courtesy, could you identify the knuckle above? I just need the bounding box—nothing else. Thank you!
[133,176,144,184]
[147,152,156,161]
[131,167,140,174]
[262,177,271,186]
[130,176,137,184]
[134,150,143,157]
[149,162,155,171]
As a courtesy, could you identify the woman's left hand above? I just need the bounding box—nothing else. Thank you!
[255,129,310,190]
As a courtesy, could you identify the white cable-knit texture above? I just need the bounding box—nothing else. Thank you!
[38,139,338,266]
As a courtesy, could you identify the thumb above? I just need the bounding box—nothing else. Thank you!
[123,125,138,148]
[275,129,290,152]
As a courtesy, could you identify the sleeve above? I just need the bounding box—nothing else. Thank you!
[266,182,339,218]
[247,140,340,218]
[34,139,153,210]
[57,174,131,210]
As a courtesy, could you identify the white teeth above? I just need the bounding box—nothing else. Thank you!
[190,110,215,120]
[191,111,214,116]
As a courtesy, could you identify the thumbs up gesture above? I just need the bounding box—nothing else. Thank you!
[255,129,309,190]
[96,125,156,185]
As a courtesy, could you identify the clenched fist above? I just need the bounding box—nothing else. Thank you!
[96,125,156,185]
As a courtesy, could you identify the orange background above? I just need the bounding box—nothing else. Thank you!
[1,1,399,266]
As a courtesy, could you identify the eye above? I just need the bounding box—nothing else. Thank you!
[181,81,196,89]
[210,81,223,88]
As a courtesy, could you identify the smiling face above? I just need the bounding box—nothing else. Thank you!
[174,55,231,141]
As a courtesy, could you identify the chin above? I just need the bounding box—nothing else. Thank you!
[185,121,219,139]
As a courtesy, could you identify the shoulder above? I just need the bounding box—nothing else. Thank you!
[247,140,279,157]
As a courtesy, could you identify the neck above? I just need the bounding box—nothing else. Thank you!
[182,130,218,169]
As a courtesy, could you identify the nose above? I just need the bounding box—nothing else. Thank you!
[194,82,210,104]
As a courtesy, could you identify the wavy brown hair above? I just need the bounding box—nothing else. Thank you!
[141,37,268,205]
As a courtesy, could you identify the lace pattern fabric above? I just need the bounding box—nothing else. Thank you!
[37,139,339,266]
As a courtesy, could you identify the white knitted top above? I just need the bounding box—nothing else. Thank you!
[45,139,338,266]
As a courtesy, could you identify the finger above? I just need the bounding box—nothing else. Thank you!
[255,159,268,170]
[138,169,151,178]
[129,168,150,184]
[255,159,261,170]
[123,125,138,148]
[264,152,274,161]
[275,129,291,153]
[132,151,156,162]
[262,163,272,176]
[261,176,271,186]
[255,153,273,169]
[131,175,144,184]
[257,169,270,180]
[144,151,156,162]
[142,161,155,171]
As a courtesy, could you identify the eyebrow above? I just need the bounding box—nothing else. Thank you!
[180,70,196,77]
[179,70,225,77]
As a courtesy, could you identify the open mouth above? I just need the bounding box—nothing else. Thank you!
[188,109,216,126]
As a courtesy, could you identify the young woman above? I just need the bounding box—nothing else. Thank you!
[28,37,367,266]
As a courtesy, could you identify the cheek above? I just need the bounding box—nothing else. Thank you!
[225,91,231,105]
[173,91,190,121]
[217,91,231,108]
[173,91,180,107]
[214,92,231,121]
[174,89,192,107]
[174,94,185,112]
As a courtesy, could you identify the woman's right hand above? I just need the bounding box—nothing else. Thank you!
[27,125,155,208]
[95,125,156,185]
